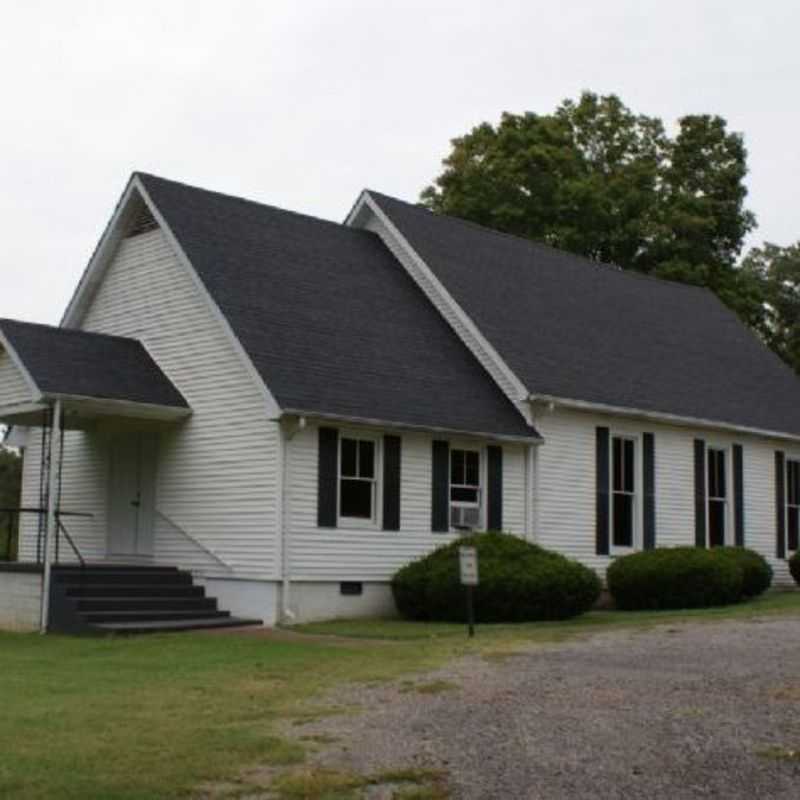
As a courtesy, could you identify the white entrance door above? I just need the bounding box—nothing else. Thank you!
[108,433,157,557]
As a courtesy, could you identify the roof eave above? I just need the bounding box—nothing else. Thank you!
[529,393,800,443]
[281,408,541,444]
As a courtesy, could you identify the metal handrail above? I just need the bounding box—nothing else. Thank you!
[56,519,86,567]
[0,507,92,565]
[155,509,234,572]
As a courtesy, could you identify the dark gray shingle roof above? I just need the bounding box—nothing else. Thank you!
[0,319,188,408]
[137,174,533,438]
[369,191,800,437]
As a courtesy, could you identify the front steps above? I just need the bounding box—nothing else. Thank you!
[48,564,261,634]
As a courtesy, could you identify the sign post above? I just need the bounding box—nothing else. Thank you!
[458,546,479,637]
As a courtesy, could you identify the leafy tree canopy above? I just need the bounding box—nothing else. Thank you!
[421,91,760,322]
[741,242,800,373]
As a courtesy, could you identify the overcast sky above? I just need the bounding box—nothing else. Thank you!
[1,0,797,324]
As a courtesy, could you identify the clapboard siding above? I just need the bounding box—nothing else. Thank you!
[0,351,32,406]
[287,424,528,581]
[18,429,107,562]
[533,407,793,584]
[19,228,280,578]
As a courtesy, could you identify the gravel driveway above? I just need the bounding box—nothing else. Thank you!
[294,617,800,799]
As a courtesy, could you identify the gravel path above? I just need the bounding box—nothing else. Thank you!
[293,618,800,799]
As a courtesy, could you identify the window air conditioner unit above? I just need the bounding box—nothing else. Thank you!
[450,505,480,530]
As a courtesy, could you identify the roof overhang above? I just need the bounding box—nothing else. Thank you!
[529,393,800,444]
[0,395,191,429]
[281,409,541,444]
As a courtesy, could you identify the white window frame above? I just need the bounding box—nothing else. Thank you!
[337,433,381,529]
[705,444,731,548]
[449,445,485,531]
[609,433,640,555]
[785,456,800,555]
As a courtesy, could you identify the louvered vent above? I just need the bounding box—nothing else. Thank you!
[126,204,158,237]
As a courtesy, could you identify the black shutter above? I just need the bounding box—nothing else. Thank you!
[642,433,656,550]
[317,427,338,528]
[733,444,745,546]
[382,435,401,531]
[776,450,786,559]
[487,445,503,530]
[694,439,706,547]
[431,440,450,532]
[596,427,610,555]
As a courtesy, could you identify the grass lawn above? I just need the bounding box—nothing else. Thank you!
[2,591,799,799]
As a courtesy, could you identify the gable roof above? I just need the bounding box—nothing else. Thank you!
[0,319,188,409]
[367,191,800,438]
[136,174,534,439]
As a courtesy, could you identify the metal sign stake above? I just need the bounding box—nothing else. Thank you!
[459,545,479,638]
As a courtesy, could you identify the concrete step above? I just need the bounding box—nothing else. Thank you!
[76,597,218,613]
[90,616,262,634]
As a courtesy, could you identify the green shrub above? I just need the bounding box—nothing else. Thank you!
[712,547,772,597]
[607,547,744,610]
[391,532,601,623]
[789,551,800,586]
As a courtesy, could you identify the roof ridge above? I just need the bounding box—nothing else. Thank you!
[136,172,375,240]
[366,190,714,296]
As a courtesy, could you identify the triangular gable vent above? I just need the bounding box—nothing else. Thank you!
[125,203,159,237]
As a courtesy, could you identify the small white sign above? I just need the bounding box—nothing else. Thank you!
[459,546,479,586]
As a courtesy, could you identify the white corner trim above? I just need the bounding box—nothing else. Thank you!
[133,176,282,419]
[530,393,800,444]
[0,329,43,402]
[352,193,533,425]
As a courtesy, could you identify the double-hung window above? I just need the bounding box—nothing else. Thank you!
[707,447,727,547]
[339,436,377,522]
[450,449,481,506]
[449,448,481,530]
[611,436,636,550]
[786,459,800,553]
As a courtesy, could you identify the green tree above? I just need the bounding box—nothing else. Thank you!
[741,242,800,374]
[422,92,757,314]
[0,445,22,559]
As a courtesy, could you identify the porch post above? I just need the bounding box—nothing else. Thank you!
[39,399,62,634]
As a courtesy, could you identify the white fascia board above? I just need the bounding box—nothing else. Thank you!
[61,176,139,328]
[281,408,542,444]
[133,176,282,420]
[60,174,282,420]
[350,192,533,424]
[530,393,800,444]
[0,329,43,402]
[46,393,192,421]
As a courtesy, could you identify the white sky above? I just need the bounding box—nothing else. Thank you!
[1,0,797,324]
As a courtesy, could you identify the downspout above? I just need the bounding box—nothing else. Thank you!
[280,415,306,623]
[40,399,62,634]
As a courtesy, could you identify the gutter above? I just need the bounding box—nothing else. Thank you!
[529,393,800,444]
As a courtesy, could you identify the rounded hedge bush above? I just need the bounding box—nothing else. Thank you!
[711,547,772,597]
[789,551,800,586]
[607,546,754,610]
[391,532,601,623]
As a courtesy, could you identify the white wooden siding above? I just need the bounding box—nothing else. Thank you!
[533,407,793,585]
[287,424,529,581]
[18,429,107,562]
[18,228,280,578]
[0,351,33,407]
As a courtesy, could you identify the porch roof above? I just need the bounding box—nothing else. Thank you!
[0,319,189,423]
